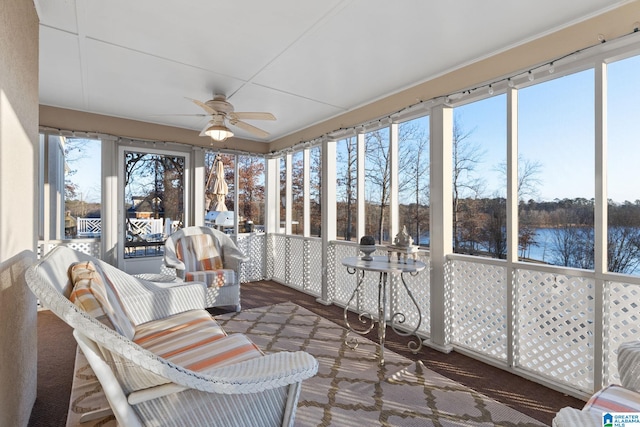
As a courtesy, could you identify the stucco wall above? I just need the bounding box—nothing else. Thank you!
[0,0,39,426]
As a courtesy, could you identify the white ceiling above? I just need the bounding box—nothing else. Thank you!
[35,0,630,143]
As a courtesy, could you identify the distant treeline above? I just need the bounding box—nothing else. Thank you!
[519,198,640,228]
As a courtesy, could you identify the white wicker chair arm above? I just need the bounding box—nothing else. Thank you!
[98,318,318,395]
[163,255,185,272]
[163,234,186,272]
[223,246,250,263]
[618,340,640,392]
[224,252,249,272]
[552,407,601,427]
[127,350,318,403]
[191,350,319,394]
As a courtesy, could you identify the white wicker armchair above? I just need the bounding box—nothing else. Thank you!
[553,341,640,427]
[164,226,249,311]
[26,246,318,427]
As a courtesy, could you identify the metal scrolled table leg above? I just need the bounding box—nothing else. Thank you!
[343,267,375,351]
[378,271,387,365]
[389,271,423,354]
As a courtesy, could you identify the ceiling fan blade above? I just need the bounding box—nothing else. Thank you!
[186,97,216,115]
[150,113,208,117]
[230,112,276,121]
[229,119,270,138]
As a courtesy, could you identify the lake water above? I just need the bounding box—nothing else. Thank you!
[522,228,556,263]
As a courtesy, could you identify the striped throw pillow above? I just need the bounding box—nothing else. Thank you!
[176,234,223,272]
[69,261,116,330]
[69,261,136,339]
[583,384,640,415]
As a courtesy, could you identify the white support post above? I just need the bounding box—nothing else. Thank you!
[594,60,608,391]
[303,148,311,237]
[101,137,119,265]
[506,87,518,368]
[357,131,366,240]
[285,152,293,235]
[389,122,399,242]
[233,153,240,236]
[265,157,280,234]
[45,135,64,240]
[319,138,337,305]
[427,101,453,353]
[42,134,51,243]
[192,148,205,227]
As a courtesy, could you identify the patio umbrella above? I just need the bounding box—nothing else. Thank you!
[210,154,228,212]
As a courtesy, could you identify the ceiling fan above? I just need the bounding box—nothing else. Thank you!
[188,94,276,141]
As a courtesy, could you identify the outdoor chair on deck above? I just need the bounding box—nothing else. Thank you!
[553,341,640,426]
[164,226,248,311]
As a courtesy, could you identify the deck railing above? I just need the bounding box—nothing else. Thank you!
[264,233,640,400]
[76,218,102,237]
[37,230,640,398]
[75,217,180,238]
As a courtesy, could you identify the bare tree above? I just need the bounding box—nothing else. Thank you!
[549,207,594,269]
[63,138,95,202]
[492,155,543,258]
[452,116,486,252]
[237,156,265,224]
[309,147,322,236]
[398,124,429,245]
[337,137,357,241]
[607,201,640,274]
[365,126,427,244]
[365,131,391,243]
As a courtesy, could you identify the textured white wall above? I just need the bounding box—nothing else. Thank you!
[0,0,39,426]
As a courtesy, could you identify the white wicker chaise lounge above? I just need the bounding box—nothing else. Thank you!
[26,246,318,427]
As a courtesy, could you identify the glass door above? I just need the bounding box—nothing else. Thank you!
[118,146,189,274]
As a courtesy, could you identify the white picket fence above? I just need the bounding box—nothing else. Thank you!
[77,217,177,238]
[76,218,102,237]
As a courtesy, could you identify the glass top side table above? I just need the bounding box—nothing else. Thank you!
[341,255,426,365]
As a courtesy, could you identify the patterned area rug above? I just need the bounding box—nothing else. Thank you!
[66,302,547,426]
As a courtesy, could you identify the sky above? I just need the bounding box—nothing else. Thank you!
[67,54,640,206]
[66,139,101,203]
[453,53,640,204]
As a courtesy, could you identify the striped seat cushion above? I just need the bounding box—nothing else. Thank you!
[583,384,640,415]
[169,333,263,372]
[185,269,235,288]
[134,310,227,354]
[133,310,262,372]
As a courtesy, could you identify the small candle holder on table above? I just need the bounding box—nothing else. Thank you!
[386,244,419,263]
[386,225,419,263]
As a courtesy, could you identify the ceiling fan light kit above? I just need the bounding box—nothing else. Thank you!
[205,124,234,142]
[185,94,275,141]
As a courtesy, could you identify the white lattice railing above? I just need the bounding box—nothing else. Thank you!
[39,230,640,398]
[266,236,431,337]
[37,238,102,259]
[448,257,509,362]
[235,232,266,283]
[516,266,595,392]
[264,235,640,398]
[267,234,323,296]
[446,254,640,396]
